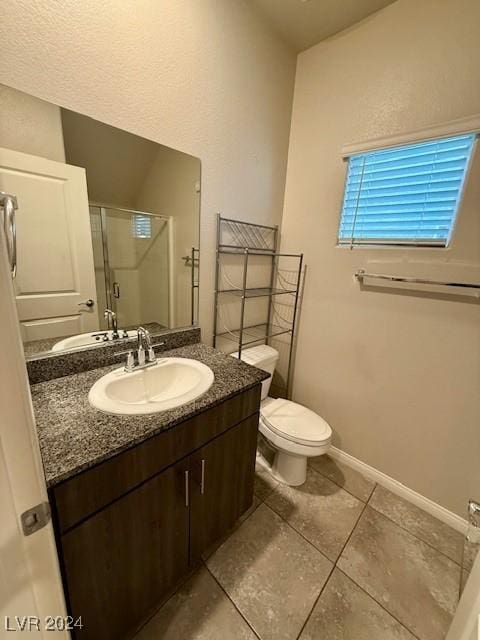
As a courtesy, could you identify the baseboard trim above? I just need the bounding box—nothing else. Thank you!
[329,446,468,535]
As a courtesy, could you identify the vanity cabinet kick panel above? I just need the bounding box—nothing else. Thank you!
[50,385,261,639]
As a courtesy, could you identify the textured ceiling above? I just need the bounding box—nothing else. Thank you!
[246,0,398,52]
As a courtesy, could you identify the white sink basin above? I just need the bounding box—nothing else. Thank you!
[88,358,214,415]
[52,330,137,352]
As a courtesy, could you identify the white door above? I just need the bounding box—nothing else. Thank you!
[0,147,99,342]
[447,552,480,640]
[0,219,68,636]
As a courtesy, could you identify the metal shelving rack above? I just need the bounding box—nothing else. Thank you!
[213,214,303,398]
[182,247,199,324]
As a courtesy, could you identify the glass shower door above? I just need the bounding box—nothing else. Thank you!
[89,205,171,331]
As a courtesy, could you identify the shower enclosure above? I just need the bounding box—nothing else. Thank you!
[89,204,174,330]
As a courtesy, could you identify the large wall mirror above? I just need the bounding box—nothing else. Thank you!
[0,84,200,357]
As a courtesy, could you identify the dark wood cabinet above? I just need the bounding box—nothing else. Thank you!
[189,414,258,561]
[61,458,190,639]
[53,385,260,533]
[50,385,261,640]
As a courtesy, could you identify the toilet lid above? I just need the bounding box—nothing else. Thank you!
[260,398,332,446]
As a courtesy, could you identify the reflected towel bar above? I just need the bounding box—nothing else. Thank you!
[355,269,480,290]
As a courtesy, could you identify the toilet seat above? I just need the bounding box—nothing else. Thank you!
[260,398,332,446]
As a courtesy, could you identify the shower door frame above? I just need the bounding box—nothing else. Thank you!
[91,203,174,329]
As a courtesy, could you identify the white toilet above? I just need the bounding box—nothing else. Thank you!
[234,345,332,486]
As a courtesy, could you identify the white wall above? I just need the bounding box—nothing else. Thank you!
[0,0,296,342]
[281,0,480,516]
[136,146,200,327]
[62,109,160,210]
[0,84,65,162]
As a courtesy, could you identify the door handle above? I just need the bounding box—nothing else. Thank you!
[78,299,95,308]
[1,192,18,278]
[192,459,206,495]
[113,282,120,299]
[184,470,190,508]
[200,459,206,495]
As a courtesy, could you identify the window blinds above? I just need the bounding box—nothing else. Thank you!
[132,214,152,239]
[338,133,476,246]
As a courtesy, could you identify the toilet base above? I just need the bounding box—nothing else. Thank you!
[272,450,307,486]
[256,448,308,487]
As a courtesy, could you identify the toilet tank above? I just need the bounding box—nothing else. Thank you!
[231,345,279,400]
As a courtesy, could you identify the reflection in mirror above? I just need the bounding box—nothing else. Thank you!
[0,84,200,357]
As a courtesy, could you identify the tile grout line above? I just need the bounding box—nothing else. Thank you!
[214,486,342,640]
[256,484,335,565]
[334,566,422,640]
[335,498,369,563]
[254,469,461,640]
[260,469,460,638]
[213,489,423,640]
[336,501,449,640]
[308,461,377,504]
[332,500,424,640]
[294,491,370,640]
[136,469,457,640]
[203,562,262,640]
[366,489,465,569]
[294,562,336,640]
[260,459,373,507]
[261,466,370,566]
[131,563,202,639]
[197,489,269,639]
[260,500,336,565]
[310,462,465,570]
[365,500,464,600]
[253,476,450,640]
[135,495,266,638]
[202,496,264,563]
[206,484,343,640]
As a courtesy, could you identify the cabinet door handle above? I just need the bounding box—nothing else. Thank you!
[184,470,189,508]
[200,459,206,495]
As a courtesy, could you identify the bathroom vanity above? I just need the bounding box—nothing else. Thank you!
[30,343,268,639]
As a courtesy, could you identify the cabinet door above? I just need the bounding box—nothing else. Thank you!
[61,458,189,639]
[189,413,259,561]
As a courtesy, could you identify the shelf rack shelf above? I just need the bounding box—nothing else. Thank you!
[213,214,303,398]
[215,322,293,347]
[217,287,298,298]
[218,247,301,258]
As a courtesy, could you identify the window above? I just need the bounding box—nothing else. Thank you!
[132,214,151,239]
[338,133,476,247]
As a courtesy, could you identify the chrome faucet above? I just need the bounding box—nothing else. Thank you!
[104,308,119,339]
[137,326,153,352]
[116,327,164,373]
[136,326,156,367]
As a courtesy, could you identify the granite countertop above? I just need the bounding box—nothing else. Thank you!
[31,343,268,488]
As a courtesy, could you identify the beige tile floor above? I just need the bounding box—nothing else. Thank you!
[135,455,477,640]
